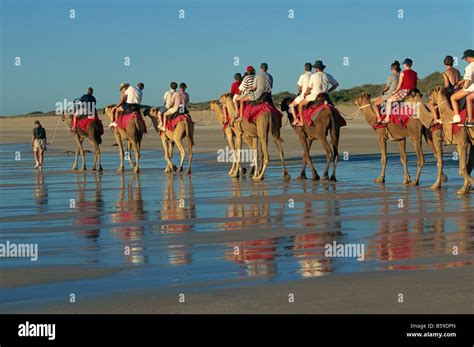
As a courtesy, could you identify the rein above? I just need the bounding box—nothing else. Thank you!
[339,102,371,120]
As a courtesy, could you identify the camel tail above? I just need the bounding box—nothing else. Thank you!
[329,114,339,157]
[185,119,194,147]
[270,112,283,143]
[421,126,430,145]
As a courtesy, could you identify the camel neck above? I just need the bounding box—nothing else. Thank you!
[226,100,238,117]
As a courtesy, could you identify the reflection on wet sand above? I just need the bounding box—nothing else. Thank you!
[34,171,48,213]
[110,174,147,264]
[156,175,196,265]
[368,187,473,270]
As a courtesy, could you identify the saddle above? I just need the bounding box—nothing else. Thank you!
[251,92,273,106]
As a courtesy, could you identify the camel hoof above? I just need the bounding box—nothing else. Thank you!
[374,177,385,184]
[402,180,411,185]
[91,167,96,171]
[296,175,306,181]
[312,175,320,181]
[117,167,124,172]
[442,175,448,183]
[177,167,183,173]
[172,165,178,172]
[329,176,337,183]
[72,167,78,171]
[430,184,440,190]
[98,166,103,172]
[81,167,87,172]
[185,170,192,175]
[252,176,264,181]
[322,175,329,182]
[457,189,468,195]
[134,168,140,174]
[410,181,419,186]
[283,173,291,181]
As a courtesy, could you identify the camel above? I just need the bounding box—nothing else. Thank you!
[354,93,434,186]
[146,107,193,175]
[220,94,290,181]
[209,100,250,178]
[104,106,144,173]
[424,87,473,194]
[61,115,103,171]
[280,96,340,181]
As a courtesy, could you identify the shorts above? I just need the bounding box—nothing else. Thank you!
[463,84,474,93]
[245,92,258,101]
[390,89,410,102]
[123,103,140,112]
[293,94,305,104]
[159,106,168,114]
[33,139,46,151]
[232,94,239,102]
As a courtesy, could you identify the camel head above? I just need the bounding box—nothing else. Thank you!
[104,104,115,121]
[429,86,448,107]
[147,106,159,118]
[219,93,233,106]
[209,100,221,113]
[354,93,371,108]
[280,97,294,113]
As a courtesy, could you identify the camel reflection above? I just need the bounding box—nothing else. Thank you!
[34,171,48,213]
[110,173,147,264]
[73,173,103,263]
[156,175,196,265]
[368,187,472,270]
[224,182,277,278]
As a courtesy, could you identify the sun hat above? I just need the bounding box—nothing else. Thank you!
[313,60,326,70]
[119,83,129,90]
[246,66,254,73]
[461,49,474,59]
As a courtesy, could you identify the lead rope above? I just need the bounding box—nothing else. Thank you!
[48,116,64,145]
[339,102,371,120]
[193,110,215,126]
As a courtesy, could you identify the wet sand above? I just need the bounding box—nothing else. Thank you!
[0,108,472,314]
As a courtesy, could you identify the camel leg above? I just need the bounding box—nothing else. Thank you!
[467,143,473,176]
[115,132,125,172]
[273,136,291,181]
[410,136,424,186]
[72,135,80,170]
[78,137,86,171]
[297,134,318,181]
[250,137,259,178]
[132,140,140,174]
[399,140,411,185]
[128,141,136,168]
[253,133,269,180]
[225,129,237,177]
[375,137,387,184]
[426,136,447,183]
[330,126,340,182]
[317,137,332,182]
[431,138,444,190]
[234,134,244,178]
[456,142,472,195]
[162,137,173,173]
[185,130,193,175]
[175,136,186,173]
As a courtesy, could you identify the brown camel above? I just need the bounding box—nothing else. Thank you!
[104,106,144,173]
[280,96,340,181]
[220,94,290,181]
[354,93,432,185]
[425,87,473,194]
[209,100,250,178]
[147,107,193,175]
[61,115,103,171]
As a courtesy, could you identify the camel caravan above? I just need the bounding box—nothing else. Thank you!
[57,50,474,194]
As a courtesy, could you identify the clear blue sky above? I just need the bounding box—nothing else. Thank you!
[0,0,473,115]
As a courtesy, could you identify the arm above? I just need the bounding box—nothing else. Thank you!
[442,73,450,88]
[392,72,404,93]
[31,135,35,147]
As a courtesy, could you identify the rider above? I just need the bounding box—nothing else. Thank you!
[71,87,97,131]
[297,60,337,124]
[450,49,474,126]
[384,58,417,123]
[238,62,273,119]
[374,61,400,124]
[158,82,178,131]
[289,62,312,126]
[110,83,129,127]
[233,66,255,116]
[163,82,189,130]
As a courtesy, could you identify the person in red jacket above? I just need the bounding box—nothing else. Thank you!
[230,73,242,96]
[382,58,417,124]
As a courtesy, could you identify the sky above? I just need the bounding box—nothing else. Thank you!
[0,0,473,115]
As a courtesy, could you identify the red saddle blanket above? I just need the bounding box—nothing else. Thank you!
[432,109,467,135]
[373,105,416,129]
[166,114,191,132]
[299,103,347,127]
[117,112,147,133]
[242,102,283,129]
[71,117,104,135]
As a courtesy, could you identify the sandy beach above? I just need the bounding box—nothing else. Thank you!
[0,108,472,314]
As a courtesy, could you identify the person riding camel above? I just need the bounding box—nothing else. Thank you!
[383,58,417,124]
[373,61,401,124]
[110,82,144,128]
[289,63,313,126]
[450,49,474,126]
[238,62,273,120]
[428,55,462,124]
[296,60,338,126]
[71,87,97,132]
[157,82,178,131]
[232,66,255,118]
[163,82,189,130]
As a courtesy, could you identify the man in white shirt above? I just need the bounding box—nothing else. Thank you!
[110,82,144,128]
[297,60,338,126]
[451,49,474,125]
[157,82,178,130]
[289,63,312,125]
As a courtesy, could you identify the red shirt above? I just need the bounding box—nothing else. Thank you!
[400,69,417,90]
[230,80,241,95]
